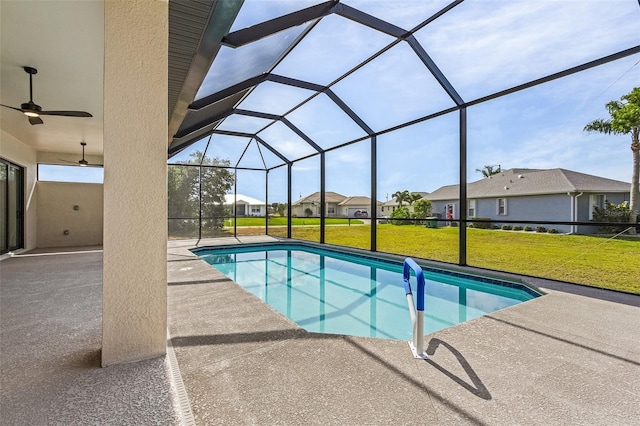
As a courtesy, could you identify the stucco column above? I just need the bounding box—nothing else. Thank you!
[102,0,168,366]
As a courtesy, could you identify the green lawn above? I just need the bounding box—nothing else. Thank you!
[280,225,640,294]
[230,217,363,226]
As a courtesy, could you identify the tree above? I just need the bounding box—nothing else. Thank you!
[584,87,640,231]
[413,198,433,219]
[408,193,423,206]
[392,190,411,207]
[167,151,234,236]
[168,165,199,237]
[271,202,287,216]
[475,164,502,177]
[200,158,234,231]
[390,207,411,225]
[592,200,633,234]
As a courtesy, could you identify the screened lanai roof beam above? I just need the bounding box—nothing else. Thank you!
[254,140,268,169]
[190,74,267,110]
[263,74,374,136]
[234,108,323,153]
[268,74,326,92]
[235,109,281,121]
[173,108,234,139]
[254,135,292,166]
[465,45,640,108]
[410,0,464,34]
[222,1,338,48]
[333,3,408,39]
[325,90,374,135]
[204,128,292,166]
[406,35,464,106]
[279,117,324,153]
[189,73,326,112]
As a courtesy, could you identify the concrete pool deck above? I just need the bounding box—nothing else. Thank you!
[167,237,640,425]
[2,237,639,424]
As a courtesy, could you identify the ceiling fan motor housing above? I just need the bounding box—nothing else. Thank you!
[21,101,42,113]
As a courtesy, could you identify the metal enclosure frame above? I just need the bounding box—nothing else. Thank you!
[168,0,640,266]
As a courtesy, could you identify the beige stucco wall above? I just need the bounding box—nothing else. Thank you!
[0,129,37,251]
[101,0,168,366]
[36,181,103,248]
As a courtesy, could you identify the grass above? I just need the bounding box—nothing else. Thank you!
[229,217,363,226]
[274,225,639,294]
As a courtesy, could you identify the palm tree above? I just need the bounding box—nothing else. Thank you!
[392,190,410,207]
[475,164,502,178]
[408,192,423,206]
[584,87,640,231]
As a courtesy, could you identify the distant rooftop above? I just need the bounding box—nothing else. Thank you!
[428,168,630,200]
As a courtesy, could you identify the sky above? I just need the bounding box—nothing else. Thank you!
[168,0,639,204]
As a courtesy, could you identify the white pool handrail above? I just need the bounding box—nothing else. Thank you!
[403,258,428,359]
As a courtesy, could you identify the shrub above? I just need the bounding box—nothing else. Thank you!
[592,200,635,233]
[412,198,433,219]
[512,225,523,231]
[524,226,533,232]
[467,223,474,228]
[501,225,512,230]
[536,226,547,233]
[390,207,412,225]
[548,228,558,234]
[471,217,491,229]
[491,225,500,230]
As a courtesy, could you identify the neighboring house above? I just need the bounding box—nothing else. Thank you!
[428,168,630,234]
[224,194,266,216]
[338,196,383,218]
[381,192,430,216]
[292,192,347,217]
[292,192,382,217]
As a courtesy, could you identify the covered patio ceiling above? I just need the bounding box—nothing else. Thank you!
[168,0,640,170]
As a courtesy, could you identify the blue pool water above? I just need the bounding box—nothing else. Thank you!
[194,244,541,340]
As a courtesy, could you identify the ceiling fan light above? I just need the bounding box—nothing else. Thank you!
[23,111,40,117]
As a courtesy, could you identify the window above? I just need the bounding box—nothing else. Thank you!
[38,164,103,183]
[497,198,507,215]
[251,207,261,213]
[590,194,605,219]
[1,159,24,254]
[468,199,476,217]
[327,206,335,214]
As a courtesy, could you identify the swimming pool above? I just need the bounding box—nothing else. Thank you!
[194,243,542,340]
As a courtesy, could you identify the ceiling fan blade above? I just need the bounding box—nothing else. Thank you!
[29,116,44,125]
[39,110,93,117]
[57,159,103,167]
[0,104,23,112]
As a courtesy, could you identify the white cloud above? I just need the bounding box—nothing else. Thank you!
[207,0,639,201]
[414,0,640,100]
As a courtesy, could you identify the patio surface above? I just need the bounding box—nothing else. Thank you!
[1,237,638,425]
[167,237,640,425]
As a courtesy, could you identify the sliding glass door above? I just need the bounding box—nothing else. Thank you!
[0,159,24,254]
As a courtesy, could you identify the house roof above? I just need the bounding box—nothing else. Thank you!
[339,196,382,206]
[293,191,346,205]
[224,194,265,205]
[428,168,630,201]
